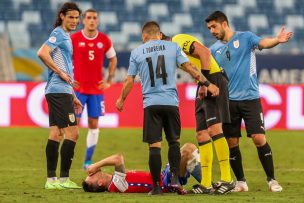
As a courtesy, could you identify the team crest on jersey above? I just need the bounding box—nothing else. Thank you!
[233,40,239,48]
[78,42,85,47]
[69,113,75,123]
[97,42,103,49]
[88,43,94,47]
[48,36,56,43]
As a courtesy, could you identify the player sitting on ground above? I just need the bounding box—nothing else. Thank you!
[82,143,202,194]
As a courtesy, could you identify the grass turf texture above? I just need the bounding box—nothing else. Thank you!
[0,128,303,203]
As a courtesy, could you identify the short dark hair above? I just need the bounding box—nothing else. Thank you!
[54,2,81,28]
[205,11,229,26]
[83,8,98,18]
[160,32,171,41]
[82,181,107,193]
[142,21,160,35]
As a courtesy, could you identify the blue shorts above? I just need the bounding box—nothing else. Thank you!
[161,163,190,187]
[75,92,104,118]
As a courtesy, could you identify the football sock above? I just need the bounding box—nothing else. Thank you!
[188,149,202,183]
[229,145,246,181]
[60,139,76,178]
[198,140,213,188]
[257,142,275,181]
[46,139,59,178]
[212,134,232,182]
[168,141,181,176]
[190,164,202,183]
[85,128,99,161]
[149,147,162,186]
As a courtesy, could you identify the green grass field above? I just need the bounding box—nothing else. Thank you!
[0,128,303,203]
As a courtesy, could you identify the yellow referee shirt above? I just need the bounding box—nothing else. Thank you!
[172,34,221,74]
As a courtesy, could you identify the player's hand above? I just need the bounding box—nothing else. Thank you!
[197,85,207,99]
[58,71,71,85]
[73,98,83,115]
[73,80,80,89]
[98,80,111,90]
[276,27,293,43]
[207,83,219,97]
[87,164,99,176]
[116,98,124,112]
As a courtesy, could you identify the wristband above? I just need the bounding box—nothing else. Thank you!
[198,80,210,87]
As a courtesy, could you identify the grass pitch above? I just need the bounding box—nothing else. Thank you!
[0,127,303,203]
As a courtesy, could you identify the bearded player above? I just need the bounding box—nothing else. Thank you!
[71,8,117,169]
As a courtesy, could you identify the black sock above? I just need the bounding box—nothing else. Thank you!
[46,139,59,177]
[229,145,246,181]
[149,147,161,187]
[60,139,76,178]
[257,142,275,181]
[168,141,181,176]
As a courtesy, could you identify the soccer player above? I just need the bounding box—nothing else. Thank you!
[71,9,117,169]
[205,10,293,192]
[115,21,219,195]
[37,2,82,189]
[82,143,201,194]
[161,33,234,194]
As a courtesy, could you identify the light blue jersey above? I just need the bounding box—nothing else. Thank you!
[128,40,189,108]
[210,31,261,100]
[44,27,73,94]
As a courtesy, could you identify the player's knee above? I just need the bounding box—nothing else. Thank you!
[208,123,223,136]
[181,143,196,155]
[227,137,239,148]
[252,134,266,147]
[196,130,210,143]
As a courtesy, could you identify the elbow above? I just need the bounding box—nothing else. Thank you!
[114,153,124,165]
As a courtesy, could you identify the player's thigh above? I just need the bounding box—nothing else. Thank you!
[195,98,208,132]
[45,93,77,129]
[87,94,104,118]
[75,92,88,117]
[162,106,181,143]
[143,105,163,144]
[205,74,230,127]
[240,99,265,137]
[61,125,79,141]
[223,100,242,138]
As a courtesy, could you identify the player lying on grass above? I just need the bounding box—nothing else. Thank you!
[82,143,202,194]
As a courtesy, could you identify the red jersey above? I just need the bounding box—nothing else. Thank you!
[71,30,115,94]
[108,171,164,193]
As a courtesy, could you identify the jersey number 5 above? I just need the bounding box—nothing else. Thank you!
[146,55,167,87]
[89,50,94,61]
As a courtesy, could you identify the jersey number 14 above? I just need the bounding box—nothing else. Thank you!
[146,55,167,87]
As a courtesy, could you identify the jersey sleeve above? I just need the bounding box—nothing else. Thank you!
[127,50,138,76]
[104,34,117,58]
[176,45,189,66]
[45,29,64,51]
[246,31,261,49]
[110,171,128,192]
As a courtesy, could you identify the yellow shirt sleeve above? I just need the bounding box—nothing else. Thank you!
[172,34,221,74]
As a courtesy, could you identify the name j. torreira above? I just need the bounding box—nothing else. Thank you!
[142,45,166,54]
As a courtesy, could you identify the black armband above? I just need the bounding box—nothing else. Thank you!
[198,80,210,87]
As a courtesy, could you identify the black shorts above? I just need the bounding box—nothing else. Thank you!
[45,93,77,128]
[195,72,230,131]
[223,98,265,138]
[143,105,181,144]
